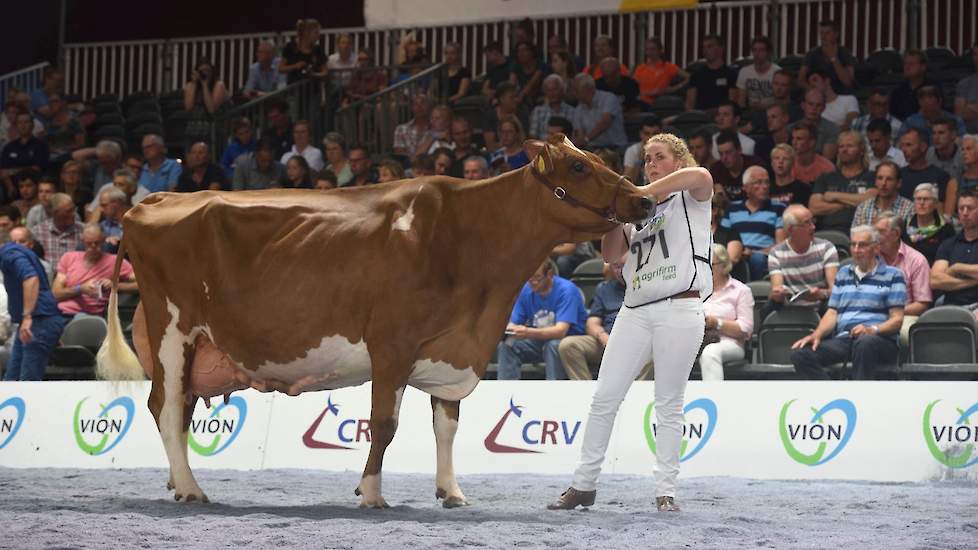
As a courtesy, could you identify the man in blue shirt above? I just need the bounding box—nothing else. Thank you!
[1,232,66,380]
[497,260,587,380]
[790,225,906,380]
[138,134,182,193]
[721,165,787,281]
[243,41,286,99]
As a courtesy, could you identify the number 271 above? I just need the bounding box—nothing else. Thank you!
[630,230,670,270]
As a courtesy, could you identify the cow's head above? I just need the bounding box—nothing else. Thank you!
[524,134,653,235]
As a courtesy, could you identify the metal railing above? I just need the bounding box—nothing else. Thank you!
[0,62,50,107]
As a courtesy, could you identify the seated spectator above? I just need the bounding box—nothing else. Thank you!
[701,244,754,380]
[314,172,337,190]
[810,131,875,233]
[548,34,584,74]
[322,132,353,186]
[326,33,357,88]
[529,75,575,140]
[182,58,229,143]
[797,19,856,94]
[687,129,713,169]
[0,228,65,381]
[898,86,967,141]
[787,89,840,160]
[483,82,526,152]
[632,37,689,105]
[771,70,803,122]
[582,35,628,79]
[769,144,812,206]
[711,101,756,159]
[721,166,787,280]
[806,69,858,129]
[377,159,405,183]
[281,120,324,172]
[176,142,228,192]
[558,259,653,381]
[243,41,286,99]
[443,43,471,104]
[709,130,767,201]
[347,145,376,186]
[220,118,256,179]
[764,102,792,149]
[0,99,43,151]
[109,169,150,210]
[496,259,587,380]
[851,89,903,137]
[509,41,546,106]
[735,36,781,109]
[138,134,182,193]
[394,93,433,161]
[265,100,294,158]
[1,111,49,200]
[571,74,627,149]
[480,41,512,99]
[490,116,529,171]
[34,193,85,268]
[279,156,313,189]
[29,66,64,119]
[279,18,328,86]
[931,190,978,307]
[866,118,907,170]
[427,148,451,176]
[448,118,481,178]
[623,115,662,186]
[852,160,914,227]
[232,138,285,191]
[97,187,128,254]
[685,34,737,111]
[768,205,838,314]
[790,122,836,185]
[905,183,956,264]
[874,212,931,344]
[955,44,978,133]
[790,225,905,380]
[9,226,53,283]
[711,192,744,266]
[416,105,454,157]
[52,224,137,318]
[124,153,143,182]
[898,127,955,214]
[596,57,643,112]
[11,172,40,220]
[0,206,18,232]
[959,134,978,194]
[890,49,937,121]
[547,51,578,104]
[926,117,964,179]
[463,156,489,180]
[72,139,124,192]
[343,48,387,105]
[26,178,58,230]
[62,160,94,220]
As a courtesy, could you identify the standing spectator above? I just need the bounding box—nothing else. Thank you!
[787,89,840,160]
[735,36,781,109]
[904,183,956,265]
[852,161,914,229]
[265,100,293,159]
[490,116,530,170]
[26,178,58,230]
[851,90,903,137]
[955,44,978,133]
[175,142,228,192]
[632,37,689,105]
[710,101,756,159]
[327,33,357,88]
[448,118,481,178]
[810,131,875,232]
[509,42,546,106]
[596,58,643,112]
[711,192,744,266]
[279,156,313,189]
[874,212,931,345]
[279,18,328,85]
[623,116,662,187]
[41,94,84,161]
[11,172,40,220]
[798,19,857,93]
[790,122,836,185]
[866,118,907,171]
[182,58,229,145]
[33,193,84,268]
[685,34,737,111]
[496,259,587,381]
[343,49,387,105]
[709,131,767,201]
[0,229,65,381]
[347,145,375,187]
[9,226,53,283]
[219,118,256,179]
[29,67,65,119]
[322,132,353,187]
[281,120,324,172]
[768,204,838,312]
[0,100,42,151]
[232,138,285,191]
[890,49,937,121]
[243,41,286,98]
[480,42,512,99]
[482,82,525,152]
[721,166,787,280]
[52,224,137,318]
[925,117,965,179]
[806,69,858,130]
[443,43,472,104]
[97,187,129,254]
[462,156,489,180]
[393,93,432,161]
[1,112,49,199]
[790,225,905,380]
[571,74,627,149]
[529,75,575,140]
[769,144,812,206]
[138,134,182,193]
[898,86,967,141]
[582,35,628,79]
[700,244,754,380]
[898,127,955,214]
[931,190,978,307]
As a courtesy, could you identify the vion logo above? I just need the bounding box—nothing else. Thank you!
[779,398,857,466]
[922,400,978,469]
[303,395,371,449]
[73,396,135,455]
[484,397,582,453]
[188,396,248,456]
[0,397,26,450]
[643,398,717,462]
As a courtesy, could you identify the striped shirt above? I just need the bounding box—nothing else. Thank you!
[767,238,839,306]
[720,199,786,249]
[828,261,906,341]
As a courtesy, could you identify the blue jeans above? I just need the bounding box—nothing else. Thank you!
[747,251,770,281]
[3,315,66,381]
[496,338,566,380]
[790,333,898,380]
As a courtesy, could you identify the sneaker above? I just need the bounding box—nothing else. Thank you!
[546,487,596,510]
[656,496,680,512]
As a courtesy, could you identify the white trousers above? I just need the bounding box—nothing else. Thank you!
[698,339,745,381]
[571,297,704,497]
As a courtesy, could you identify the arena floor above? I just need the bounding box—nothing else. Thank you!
[1,469,976,549]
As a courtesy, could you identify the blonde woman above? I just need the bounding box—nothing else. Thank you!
[701,243,754,380]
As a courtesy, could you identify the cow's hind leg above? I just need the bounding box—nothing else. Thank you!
[432,397,467,508]
[355,383,405,508]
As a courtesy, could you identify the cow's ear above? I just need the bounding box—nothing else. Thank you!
[524,140,554,175]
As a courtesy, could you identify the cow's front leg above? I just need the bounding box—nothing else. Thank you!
[355,384,405,508]
[432,396,467,508]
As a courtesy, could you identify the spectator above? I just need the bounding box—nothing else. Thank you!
[496,259,587,380]
[431,148,454,176]
[582,35,628,79]
[596,57,643,112]
[898,127,955,214]
[0,111,49,199]
[632,37,689,105]
[314,171,338,190]
[529,75,575,141]
[29,66,65,119]
[490,116,530,170]
[546,117,574,141]
[790,225,905,380]
[890,49,937,121]
[874,212,931,345]
[137,134,181,193]
[182,58,229,144]
[685,34,737,111]
[52,224,137,318]
[701,244,754,380]
[394,93,433,161]
[509,19,537,64]
[866,118,907,170]
[483,82,526,153]
[771,70,803,121]
[281,120,324,172]
[41,94,84,161]
[787,89,840,160]
[243,41,286,98]
[72,139,124,193]
[326,33,357,88]
[175,142,228,192]
[767,204,838,312]
[558,260,653,381]
[415,104,454,157]
[851,89,903,137]
[764,102,793,149]
[721,165,787,280]
[571,74,627,149]
[790,122,836,185]
[548,51,578,104]
[905,182,956,265]
[735,36,781,109]
[280,156,313,189]
[623,115,662,186]
[61,160,94,221]
[232,138,285,191]
[265,100,294,158]
[9,226,53,283]
[219,117,256,179]
[798,19,856,93]
[769,144,812,206]
[377,159,405,183]
[509,41,546,106]
[279,18,327,85]
[960,134,978,194]
[444,43,472,104]
[710,101,756,159]
[687,129,713,169]
[0,228,65,381]
[547,35,584,74]
[448,118,481,178]
[898,86,967,141]
[852,161,915,228]
[11,172,40,220]
[26,178,58,230]
[931,190,978,307]
[347,145,375,187]
[0,100,42,150]
[322,132,353,186]
[955,43,978,133]
[97,187,128,254]
[410,154,434,177]
[925,117,965,179]
[124,153,143,183]
[480,42,511,98]
[711,192,744,267]
[0,207,18,233]
[343,48,387,105]
[463,156,489,180]
[806,69,858,129]
[709,130,767,201]
[34,193,84,268]
[109,169,150,210]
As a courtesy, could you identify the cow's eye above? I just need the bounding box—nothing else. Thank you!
[571,161,585,173]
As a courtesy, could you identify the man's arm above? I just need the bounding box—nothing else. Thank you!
[585,113,613,144]
[774,227,787,244]
[585,316,609,347]
[905,301,930,316]
[792,308,838,350]
[769,271,787,302]
[825,188,877,207]
[930,259,977,291]
[19,276,40,343]
[52,272,81,301]
[808,192,845,215]
[943,178,958,216]
[527,321,570,340]
[947,262,978,280]
[853,306,904,337]
[685,87,697,111]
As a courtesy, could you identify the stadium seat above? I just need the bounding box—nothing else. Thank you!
[45,316,108,381]
[126,111,162,129]
[571,258,605,307]
[867,48,904,75]
[650,95,685,118]
[903,306,978,379]
[751,306,820,376]
[729,259,749,283]
[62,315,108,354]
[925,46,957,70]
[776,55,804,76]
[96,113,125,128]
[127,99,161,118]
[94,124,126,141]
[671,110,711,138]
[93,93,119,104]
[815,229,850,258]
[95,102,121,116]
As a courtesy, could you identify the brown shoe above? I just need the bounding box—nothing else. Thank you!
[656,496,680,512]
[547,487,596,510]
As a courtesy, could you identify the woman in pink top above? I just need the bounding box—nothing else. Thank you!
[701,243,755,380]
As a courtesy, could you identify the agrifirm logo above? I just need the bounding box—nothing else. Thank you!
[303,395,371,449]
[922,400,978,469]
[643,398,717,462]
[0,397,26,450]
[778,398,857,466]
[188,395,248,456]
[73,396,135,456]
[484,397,582,453]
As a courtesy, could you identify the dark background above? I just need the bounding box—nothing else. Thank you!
[0,0,365,75]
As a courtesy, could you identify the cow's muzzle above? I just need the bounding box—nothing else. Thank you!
[533,171,631,223]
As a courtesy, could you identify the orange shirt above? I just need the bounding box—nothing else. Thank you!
[633,60,680,103]
[582,62,629,81]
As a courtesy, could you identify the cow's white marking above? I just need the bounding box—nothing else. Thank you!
[202,281,210,300]
[358,473,385,507]
[251,335,372,391]
[392,189,421,232]
[392,387,404,426]
[408,359,479,401]
[433,402,465,502]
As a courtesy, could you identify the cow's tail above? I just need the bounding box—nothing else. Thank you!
[96,238,144,381]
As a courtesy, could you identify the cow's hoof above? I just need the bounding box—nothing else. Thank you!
[442,496,468,508]
[174,491,209,503]
[358,497,390,509]
[166,480,175,491]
